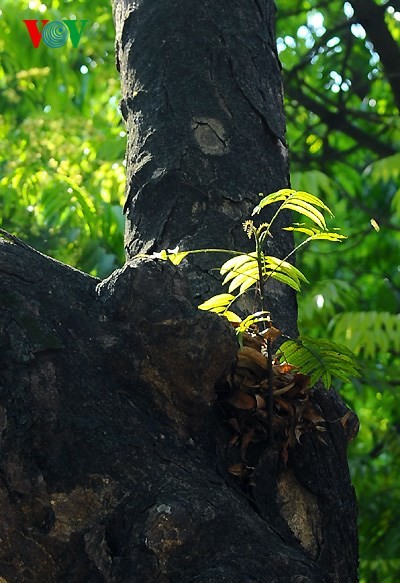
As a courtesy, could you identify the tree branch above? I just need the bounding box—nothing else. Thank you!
[286,82,396,158]
[351,0,400,112]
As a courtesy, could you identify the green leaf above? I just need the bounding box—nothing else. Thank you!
[227,267,259,294]
[198,293,235,311]
[252,189,334,230]
[220,253,257,277]
[283,225,317,236]
[153,248,190,265]
[263,255,308,291]
[331,311,400,358]
[224,311,242,324]
[235,311,271,335]
[278,336,361,388]
[268,271,302,291]
[166,250,190,265]
[291,170,336,199]
[284,201,327,229]
[391,187,400,216]
[283,225,346,242]
[198,294,241,324]
[219,253,259,293]
[365,153,400,183]
[253,188,295,211]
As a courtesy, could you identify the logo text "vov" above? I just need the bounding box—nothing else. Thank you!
[23,20,88,48]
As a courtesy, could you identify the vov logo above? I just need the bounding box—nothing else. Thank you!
[23,19,88,48]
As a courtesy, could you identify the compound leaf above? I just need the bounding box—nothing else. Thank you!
[278,336,360,388]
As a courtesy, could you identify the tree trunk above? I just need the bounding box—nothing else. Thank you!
[114,0,297,334]
[0,1,358,581]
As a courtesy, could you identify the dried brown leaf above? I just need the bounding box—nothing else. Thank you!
[273,381,295,396]
[340,411,352,427]
[243,332,265,351]
[227,417,241,433]
[233,372,261,391]
[240,428,256,460]
[236,347,268,379]
[228,463,247,476]
[295,425,305,443]
[274,362,297,375]
[229,391,256,410]
[340,410,360,441]
[301,403,325,424]
[274,397,295,417]
[229,434,240,447]
[260,326,282,342]
[255,394,266,409]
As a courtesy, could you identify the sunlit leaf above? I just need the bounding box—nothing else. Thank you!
[227,268,259,294]
[283,225,346,242]
[263,255,309,291]
[283,200,327,229]
[252,190,333,227]
[278,336,361,388]
[198,294,241,323]
[220,253,257,280]
[198,293,235,311]
[235,311,271,335]
[153,248,190,264]
[224,310,242,323]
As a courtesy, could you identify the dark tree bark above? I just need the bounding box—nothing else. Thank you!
[0,1,358,582]
[114,0,297,334]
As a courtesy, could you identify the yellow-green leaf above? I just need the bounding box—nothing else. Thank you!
[220,253,256,276]
[167,251,189,265]
[236,311,271,334]
[252,190,334,227]
[284,201,327,229]
[227,268,259,294]
[198,294,235,311]
[224,311,242,323]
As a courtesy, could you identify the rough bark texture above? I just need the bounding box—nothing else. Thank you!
[0,236,358,582]
[0,0,358,581]
[114,0,297,337]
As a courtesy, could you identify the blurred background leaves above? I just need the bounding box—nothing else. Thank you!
[0,0,125,276]
[0,0,399,580]
[277,2,400,580]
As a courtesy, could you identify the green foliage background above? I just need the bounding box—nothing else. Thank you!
[1,0,399,579]
[0,0,125,276]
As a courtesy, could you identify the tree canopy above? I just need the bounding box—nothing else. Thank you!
[1,0,399,580]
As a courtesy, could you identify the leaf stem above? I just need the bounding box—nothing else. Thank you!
[255,229,274,445]
[255,232,266,314]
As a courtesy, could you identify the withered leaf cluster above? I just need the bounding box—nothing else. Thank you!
[218,328,328,476]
